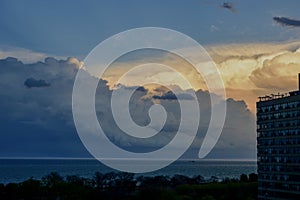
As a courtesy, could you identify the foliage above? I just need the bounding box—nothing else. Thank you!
[0,172,258,199]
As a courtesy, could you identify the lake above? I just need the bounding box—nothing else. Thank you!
[0,159,257,184]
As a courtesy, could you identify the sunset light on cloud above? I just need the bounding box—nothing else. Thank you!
[209,41,300,112]
[1,0,300,161]
[98,41,300,112]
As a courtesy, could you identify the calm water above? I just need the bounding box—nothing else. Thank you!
[0,159,257,184]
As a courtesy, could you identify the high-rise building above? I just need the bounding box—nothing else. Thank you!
[257,74,300,200]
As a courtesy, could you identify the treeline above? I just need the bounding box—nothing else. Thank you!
[0,172,258,200]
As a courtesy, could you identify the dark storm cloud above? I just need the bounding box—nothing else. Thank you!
[24,78,50,88]
[153,91,194,100]
[273,17,300,27]
[0,57,256,159]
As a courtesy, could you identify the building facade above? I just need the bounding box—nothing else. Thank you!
[257,76,300,199]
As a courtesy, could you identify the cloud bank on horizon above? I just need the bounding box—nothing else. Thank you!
[0,56,256,159]
[0,41,299,159]
[1,40,300,113]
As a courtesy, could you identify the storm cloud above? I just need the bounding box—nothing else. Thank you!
[152,91,194,100]
[0,56,256,159]
[24,78,50,88]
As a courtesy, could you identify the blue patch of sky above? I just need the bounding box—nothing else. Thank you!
[0,0,299,58]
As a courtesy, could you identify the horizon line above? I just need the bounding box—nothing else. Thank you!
[0,157,257,162]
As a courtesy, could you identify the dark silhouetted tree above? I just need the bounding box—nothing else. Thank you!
[248,173,258,182]
[93,172,104,189]
[42,172,65,199]
[18,178,42,199]
[240,174,248,182]
[171,174,193,186]
[42,172,64,187]
[193,175,205,184]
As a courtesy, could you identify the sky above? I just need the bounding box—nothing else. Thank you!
[1,0,300,57]
[0,0,300,159]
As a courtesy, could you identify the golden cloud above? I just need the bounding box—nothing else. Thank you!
[208,41,300,112]
[100,41,300,113]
